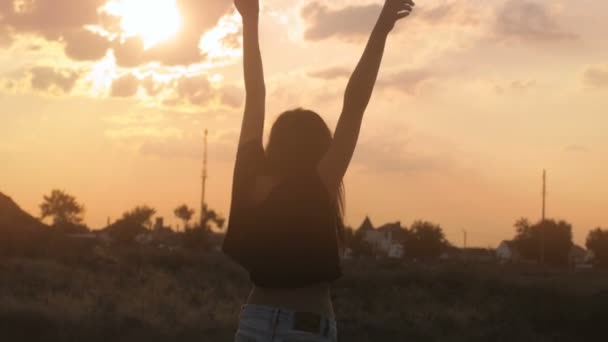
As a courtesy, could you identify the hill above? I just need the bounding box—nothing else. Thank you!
[0,192,49,257]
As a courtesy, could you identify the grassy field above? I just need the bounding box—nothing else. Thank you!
[1,250,606,342]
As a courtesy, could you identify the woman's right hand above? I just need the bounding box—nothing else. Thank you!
[377,0,415,34]
[234,0,260,20]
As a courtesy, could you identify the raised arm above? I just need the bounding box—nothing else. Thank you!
[235,0,265,147]
[318,0,414,194]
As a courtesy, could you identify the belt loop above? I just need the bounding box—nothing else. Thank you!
[270,308,280,341]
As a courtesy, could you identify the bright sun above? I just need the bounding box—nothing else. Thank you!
[103,0,182,49]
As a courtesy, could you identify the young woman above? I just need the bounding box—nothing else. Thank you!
[223,0,415,341]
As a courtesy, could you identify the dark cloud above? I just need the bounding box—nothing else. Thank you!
[583,65,608,89]
[494,0,577,43]
[168,75,214,106]
[30,66,80,93]
[111,0,233,66]
[301,2,380,42]
[110,73,139,97]
[0,0,111,60]
[300,1,480,42]
[162,74,241,108]
[63,28,111,61]
[0,0,106,39]
[308,66,351,80]
[0,0,233,66]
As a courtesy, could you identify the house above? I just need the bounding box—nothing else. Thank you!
[358,216,405,259]
[496,240,521,263]
[569,245,593,269]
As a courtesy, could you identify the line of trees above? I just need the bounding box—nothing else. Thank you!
[17,189,608,268]
[513,218,573,266]
[36,189,225,249]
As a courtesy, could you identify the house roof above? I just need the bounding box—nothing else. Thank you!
[498,240,516,249]
[377,221,407,240]
[359,216,375,231]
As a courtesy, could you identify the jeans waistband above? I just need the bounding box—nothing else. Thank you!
[240,304,337,330]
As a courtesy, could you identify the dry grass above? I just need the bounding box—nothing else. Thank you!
[1,251,607,341]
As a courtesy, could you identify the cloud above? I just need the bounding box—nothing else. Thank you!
[494,80,537,94]
[301,2,380,42]
[308,66,351,80]
[353,138,449,174]
[493,0,577,43]
[0,0,234,66]
[163,75,243,108]
[63,28,111,61]
[139,132,236,162]
[300,1,481,42]
[219,84,243,109]
[0,0,106,39]
[110,73,139,97]
[414,0,482,27]
[167,75,214,106]
[583,65,608,89]
[377,69,432,94]
[139,136,202,160]
[564,144,590,153]
[105,126,182,140]
[109,0,234,67]
[29,67,81,93]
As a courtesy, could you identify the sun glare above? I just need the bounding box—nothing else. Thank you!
[103,0,182,49]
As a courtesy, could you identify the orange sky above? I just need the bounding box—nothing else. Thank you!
[1,0,607,247]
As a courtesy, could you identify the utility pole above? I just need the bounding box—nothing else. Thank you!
[200,129,208,229]
[462,229,468,261]
[542,169,546,222]
[540,169,547,265]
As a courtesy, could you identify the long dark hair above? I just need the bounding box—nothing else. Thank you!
[265,108,345,232]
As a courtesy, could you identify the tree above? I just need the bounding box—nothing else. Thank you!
[121,205,156,229]
[174,204,195,231]
[403,221,449,260]
[103,217,147,245]
[39,189,85,226]
[199,204,225,231]
[514,218,573,266]
[586,228,608,269]
[183,205,225,250]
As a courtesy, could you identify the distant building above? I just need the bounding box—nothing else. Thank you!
[358,216,405,259]
[569,245,592,269]
[496,240,521,263]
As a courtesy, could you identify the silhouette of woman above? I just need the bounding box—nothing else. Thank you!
[223,0,415,341]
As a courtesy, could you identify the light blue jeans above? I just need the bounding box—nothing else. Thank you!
[234,304,338,342]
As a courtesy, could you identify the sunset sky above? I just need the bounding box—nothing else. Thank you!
[1,0,607,247]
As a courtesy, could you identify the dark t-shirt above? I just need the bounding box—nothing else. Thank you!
[222,141,342,288]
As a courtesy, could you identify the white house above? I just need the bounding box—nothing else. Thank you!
[496,240,520,263]
[359,217,405,259]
